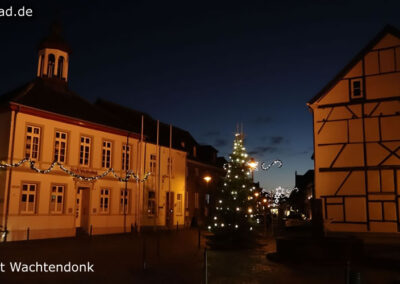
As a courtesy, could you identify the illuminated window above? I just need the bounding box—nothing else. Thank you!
[147,191,156,215]
[25,126,41,161]
[102,141,112,168]
[79,136,91,166]
[176,193,183,215]
[119,189,129,214]
[50,185,64,214]
[54,131,67,163]
[47,54,55,77]
[100,189,110,214]
[21,183,37,214]
[122,144,131,171]
[351,79,363,98]
[150,154,157,173]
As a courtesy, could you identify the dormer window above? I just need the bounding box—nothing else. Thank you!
[351,79,364,99]
[47,54,55,77]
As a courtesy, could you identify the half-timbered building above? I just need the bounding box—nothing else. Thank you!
[308,25,400,233]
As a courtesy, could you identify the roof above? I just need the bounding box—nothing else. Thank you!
[0,80,222,165]
[95,98,198,151]
[0,78,128,133]
[95,99,222,165]
[38,21,72,54]
[308,25,400,105]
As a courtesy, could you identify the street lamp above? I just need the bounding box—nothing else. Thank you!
[203,176,212,183]
[247,158,258,180]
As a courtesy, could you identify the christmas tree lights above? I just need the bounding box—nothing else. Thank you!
[207,133,261,247]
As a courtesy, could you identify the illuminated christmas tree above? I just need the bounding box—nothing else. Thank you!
[207,132,260,248]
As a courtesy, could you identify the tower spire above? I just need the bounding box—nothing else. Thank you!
[37,21,71,82]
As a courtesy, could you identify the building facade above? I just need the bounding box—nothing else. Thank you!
[308,26,400,233]
[94,101,226,229]
[0,25,189,241]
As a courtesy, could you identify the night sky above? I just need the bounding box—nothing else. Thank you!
[1,0,400,190]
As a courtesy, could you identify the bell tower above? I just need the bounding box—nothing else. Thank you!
[37,22,71,82]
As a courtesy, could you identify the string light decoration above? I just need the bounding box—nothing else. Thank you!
[261,160,282,171]
[0,158,151,182]
[224,159,283,172]
[262,186,298,207]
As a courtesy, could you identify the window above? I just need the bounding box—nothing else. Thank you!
[119,189,129,214]
[351,79,363,98]
[54,131,67,163]
[25,126,41,161]
[185,191,189,209]
[195,192,199,209]
[102,141,112,168]
[100,189,110,214]
[194,167,199,177]
[57,56,64,79]
[193,146,197,158]
[122,144,131,171]
[147,191,156,215]
[50,185,64,214]
[47,54,55,77]
[150,154,157,173]
[79,136,91,166]
[176,193,183,215]
[21,183,37,214]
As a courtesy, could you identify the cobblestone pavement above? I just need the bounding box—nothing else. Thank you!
[0,229,204,284]
[0,230,399,284]
[208,237,400,284]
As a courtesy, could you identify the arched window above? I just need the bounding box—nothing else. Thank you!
[57,56,64,79]
[47,54,55,77]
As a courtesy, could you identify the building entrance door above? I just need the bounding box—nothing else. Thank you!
[76,187,90,233]
[166,192,174,228]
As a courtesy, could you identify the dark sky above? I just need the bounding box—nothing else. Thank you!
[1,0,400,189]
